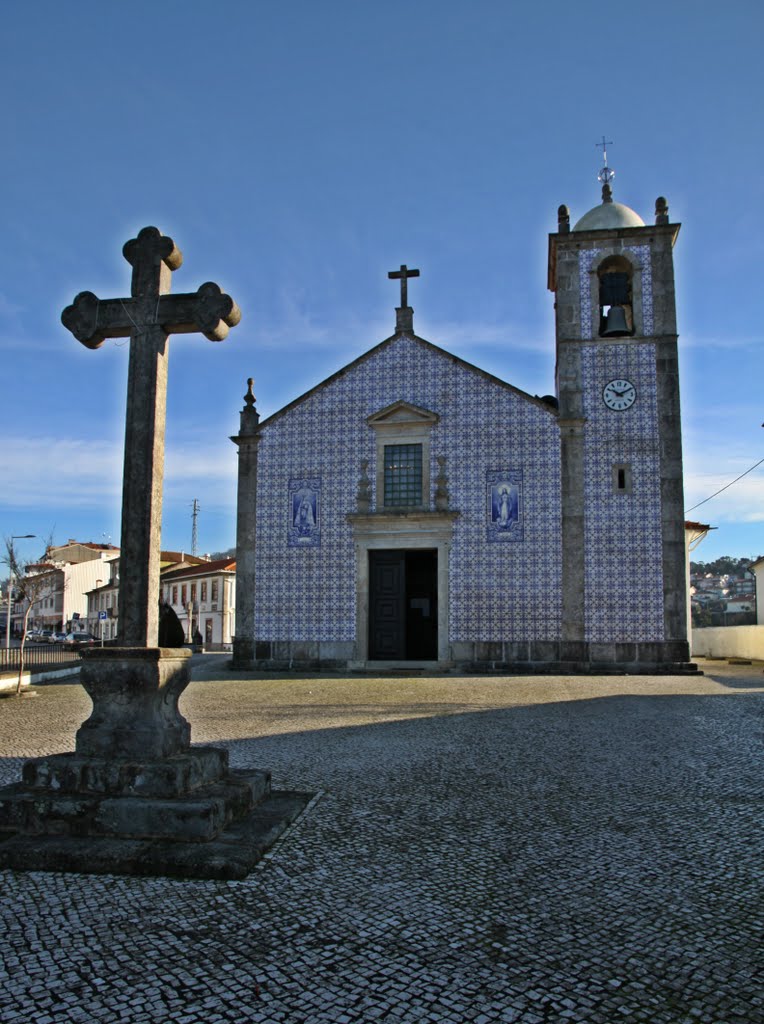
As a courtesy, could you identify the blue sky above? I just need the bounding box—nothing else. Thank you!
[1,0,762,566]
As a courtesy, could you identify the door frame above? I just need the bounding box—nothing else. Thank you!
[368,548,438,661]
[348,511,458,665]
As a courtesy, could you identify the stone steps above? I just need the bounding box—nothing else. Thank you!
[0,768,271,842]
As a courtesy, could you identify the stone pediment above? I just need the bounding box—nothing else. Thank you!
[366,400,439,427]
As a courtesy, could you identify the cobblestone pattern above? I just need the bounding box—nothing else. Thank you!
[1,659,763,1023]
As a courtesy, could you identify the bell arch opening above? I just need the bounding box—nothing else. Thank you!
[597,254,634,338]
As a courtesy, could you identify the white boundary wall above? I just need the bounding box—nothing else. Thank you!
[692,626,764,660]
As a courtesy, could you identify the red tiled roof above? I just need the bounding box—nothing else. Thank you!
[159,551,209,564]
[161,558,236,581]
[51,541,119,551]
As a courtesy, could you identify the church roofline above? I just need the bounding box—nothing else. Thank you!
[257,331,558,430]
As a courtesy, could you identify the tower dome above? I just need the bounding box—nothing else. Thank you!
[572,198,645,231]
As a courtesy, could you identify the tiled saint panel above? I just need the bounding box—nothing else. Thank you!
[255,336,562,644]
[581,343,664,642]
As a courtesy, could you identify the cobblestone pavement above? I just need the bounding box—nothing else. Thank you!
[1,658,763,1023]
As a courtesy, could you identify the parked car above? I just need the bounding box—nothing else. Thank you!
[51,632,68,644]
[62,632,97,648]
[37,630,54,643]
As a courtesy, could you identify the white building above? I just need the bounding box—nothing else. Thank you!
[13,541,119,635]
[85,551,211,641]
[161,559,236,648]
[749,556,764,625]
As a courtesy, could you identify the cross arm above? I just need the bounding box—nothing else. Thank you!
[61,292,134,349]
[61,282,241,349]
[158,282,241,341]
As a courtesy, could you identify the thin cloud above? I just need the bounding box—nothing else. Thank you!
[684,467,764,523]
[681,332,763,351]
[0,293,25,318]
[0,438,238,514]
[421,320,550,353]
[0,438,122,508]
[248,304,548,358]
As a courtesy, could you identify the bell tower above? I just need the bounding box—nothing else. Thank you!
[548,156,689,669]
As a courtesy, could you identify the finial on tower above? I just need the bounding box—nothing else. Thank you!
[596,135,615,203]
[239,376,259,434]
[558,204,570,233]
[655,196,669,224]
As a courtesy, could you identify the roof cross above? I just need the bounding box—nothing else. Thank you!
[388,264,420,308]
[388,264,420,334]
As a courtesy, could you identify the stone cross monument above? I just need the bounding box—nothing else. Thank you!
[61,226,241,647]
[0,228,311,879]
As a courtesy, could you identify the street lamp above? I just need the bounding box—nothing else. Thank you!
[5,535,36,651]
[95,580,103,646]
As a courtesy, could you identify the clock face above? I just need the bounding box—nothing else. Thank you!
[603,379,636,411]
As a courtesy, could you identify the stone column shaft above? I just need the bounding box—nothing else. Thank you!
[119,324,169,647]
[231,382,260,667]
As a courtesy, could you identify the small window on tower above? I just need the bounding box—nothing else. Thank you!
[612,463,633,494]
[598,256,634,337]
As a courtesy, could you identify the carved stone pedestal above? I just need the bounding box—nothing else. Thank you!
[0,649,311,879]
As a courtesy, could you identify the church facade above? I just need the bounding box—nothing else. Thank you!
[231,184,691,673]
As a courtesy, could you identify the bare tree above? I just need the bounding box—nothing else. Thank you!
[3,536,55,696]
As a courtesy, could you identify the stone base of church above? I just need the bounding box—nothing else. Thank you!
[231,635,255,668]
[247,639,697,675]
[451,640,698,674]
[250,640,355,672]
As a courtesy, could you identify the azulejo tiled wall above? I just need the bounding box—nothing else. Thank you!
[581,342,664,642]
[255,335,562,644]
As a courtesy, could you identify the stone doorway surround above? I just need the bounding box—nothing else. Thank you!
[347,510,459,668]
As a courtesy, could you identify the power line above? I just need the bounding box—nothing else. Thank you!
[685,456,764,514]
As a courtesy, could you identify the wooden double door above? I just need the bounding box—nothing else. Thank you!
[368,549,437,660]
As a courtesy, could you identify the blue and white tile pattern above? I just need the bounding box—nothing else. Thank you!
[581,342,664,642]
[256,336,562,644]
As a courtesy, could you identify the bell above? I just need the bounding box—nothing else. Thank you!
[601,305,630,337]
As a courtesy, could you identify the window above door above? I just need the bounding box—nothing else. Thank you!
[367,400,439,511]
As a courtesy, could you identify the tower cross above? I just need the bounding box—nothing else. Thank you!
[388,264,420,308]
[596,135,615,188]
[595,135,613,165]
[61,226,240,647]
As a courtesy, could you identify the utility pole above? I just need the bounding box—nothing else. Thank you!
[191,498,200,557]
